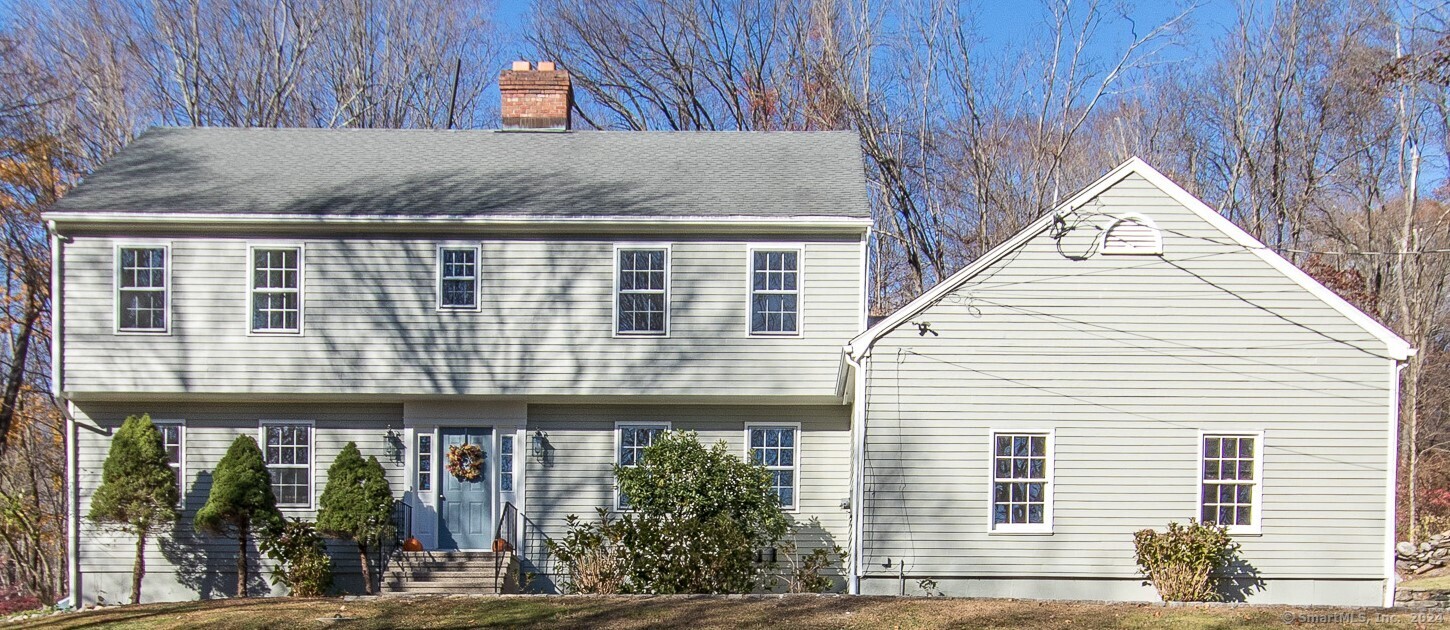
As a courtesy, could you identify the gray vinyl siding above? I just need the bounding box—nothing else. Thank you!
[73,401,406,602]
[520,404,851,592]
[861,174,1393,593]
[61,235,862,399]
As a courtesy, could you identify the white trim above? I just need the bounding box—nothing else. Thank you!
[1386,361,1406,607]
[435,243,482,312]
[112,242,172,335]
[845,157,1414,365]
[743,422,802,512]
[1097,212,1164,256]
[50,223,63,398]
[1196,430,1265,536]
[151,418,186,504]
[612,421,671,511]
[258,419,316,510]
[987,429,1056,535]
[65,399,77,604]
[745,244,805,337]
[611,243,671,338]
[45,211,874,231]
[246,243,305,335]
[846,351,867,594]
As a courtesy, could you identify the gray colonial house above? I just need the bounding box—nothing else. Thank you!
[47,62,1410,607]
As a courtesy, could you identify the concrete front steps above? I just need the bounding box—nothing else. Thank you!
[382,551,520,595]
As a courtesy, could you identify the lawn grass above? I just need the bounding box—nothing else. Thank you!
[11,595,1442,630]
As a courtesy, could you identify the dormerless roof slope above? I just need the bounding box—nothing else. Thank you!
[49,127,871,221]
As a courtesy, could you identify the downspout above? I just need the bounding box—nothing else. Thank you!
[50,221,78,606]
[844,348,868,595]
[1386,358,1410,608]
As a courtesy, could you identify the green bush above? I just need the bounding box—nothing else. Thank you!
[776,537,845,594]
[1133,520,1241,602]
[195,435,282,598]
[549,431,790,594]
[317,442,394,595]
[259,519,333,597]
[87,414,179,604]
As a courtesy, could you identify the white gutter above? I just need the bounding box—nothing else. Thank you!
[42,211,874,230]
[49,222,78,604]
[845,349,868,595]
[1386,359,1408,608]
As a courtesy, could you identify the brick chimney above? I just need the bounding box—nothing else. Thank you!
[499,60,572,131]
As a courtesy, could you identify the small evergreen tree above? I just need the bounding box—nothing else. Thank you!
[317,442,395,594]
[87,414,179,604]
[195,435,282,598]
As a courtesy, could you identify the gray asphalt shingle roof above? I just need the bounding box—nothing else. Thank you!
[50,127,871,220]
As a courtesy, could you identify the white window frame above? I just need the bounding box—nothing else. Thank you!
[613,421,670,510]
[246,243,305,335]
[436,244,482,311]
[1098,212,1164,255]
[499,433,515,493]
[1197,430,1264,536]
[152,419,185,503]
[416,432,434,497]
[612,244,671,337]
[258,420,315,509]
[987,429,1055,534]
[745,244,804,337]
[744,423,801,511]
[114,243,171,334]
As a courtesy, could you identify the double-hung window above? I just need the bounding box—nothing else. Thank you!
[262,422,312,507]
[747,425,799,510]
[615,423,668,509]
[438,245,480,309]
[749,249,800,335]
[990,431,1053,532]
[154,420,184,499]
[615,247,668,335]
[1200,433,1261,533]
[116,246,168,332]
[250,246,302,333]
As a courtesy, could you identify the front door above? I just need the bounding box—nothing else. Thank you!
[439,427,494,550]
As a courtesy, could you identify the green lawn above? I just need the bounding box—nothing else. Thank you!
[10,595,1443,630]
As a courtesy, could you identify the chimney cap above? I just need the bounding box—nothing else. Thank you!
[537,61,556,71]
[511,60,532,71]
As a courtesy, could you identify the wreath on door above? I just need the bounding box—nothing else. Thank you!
[446,443,484,481]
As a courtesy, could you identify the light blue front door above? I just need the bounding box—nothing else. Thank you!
[439,427,494,550]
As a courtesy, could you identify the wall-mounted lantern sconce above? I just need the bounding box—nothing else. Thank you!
[384,427,405,463]
[532,430,547,459]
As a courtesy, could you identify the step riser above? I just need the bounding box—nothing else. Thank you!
[383,551,520,595]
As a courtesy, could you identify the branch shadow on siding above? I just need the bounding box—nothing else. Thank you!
[160,470,268,599]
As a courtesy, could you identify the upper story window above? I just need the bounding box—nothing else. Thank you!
[747,425,799,510]
[990,431,1053,533]
[153,419,184,499]
[437,245,480,310]
[1100,214,1163,255]
[750,249,801,335]
[250,246,302,334]
[116,246,168,333]
[615,247,669,336]
[1201,433,1261,534]
[615,422,668,509]
[262,421,312,508]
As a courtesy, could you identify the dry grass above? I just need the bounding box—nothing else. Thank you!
[10,595,1439,630]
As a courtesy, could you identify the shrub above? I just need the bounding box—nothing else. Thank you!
[1133,520,1241,602]
[86,414,179,604]
[195,435,282,598]
[549,431,789,594]
[0,587,42,615]
[316,442,395,595]
[259,519,333,597]
[776,537,845,594]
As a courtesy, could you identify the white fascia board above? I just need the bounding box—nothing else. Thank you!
[846,157,1414,361]
[43,211,873,231]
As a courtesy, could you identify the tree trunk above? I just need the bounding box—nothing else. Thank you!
[358,541,372,595]
[236,523,249,597]
[132,529,147,604]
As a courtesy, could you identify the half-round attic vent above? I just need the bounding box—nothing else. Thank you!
[1099,213,1163,255]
